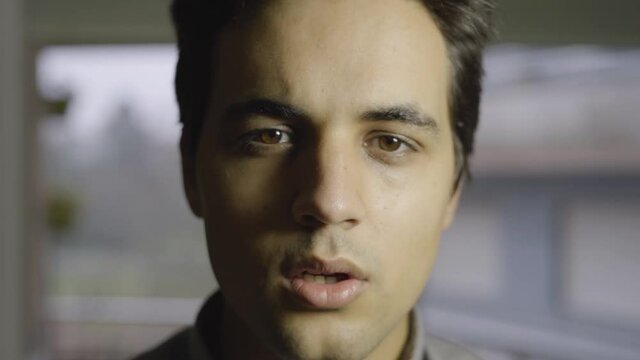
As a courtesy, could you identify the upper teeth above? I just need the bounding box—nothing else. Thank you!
[303,274,338,284]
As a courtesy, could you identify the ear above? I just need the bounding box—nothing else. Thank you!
[441,181,463,230]
[180,133,203,218]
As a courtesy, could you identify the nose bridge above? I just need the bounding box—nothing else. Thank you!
[315,133,350,193]
[292,129,364,228]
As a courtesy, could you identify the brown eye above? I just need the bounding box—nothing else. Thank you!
[259,129,286,144]
[378,135,402,151]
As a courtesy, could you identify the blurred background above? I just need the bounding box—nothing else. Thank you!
[2,0,639,359]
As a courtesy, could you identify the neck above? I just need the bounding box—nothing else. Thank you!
[365,314,411,360]
[220,303,279,360]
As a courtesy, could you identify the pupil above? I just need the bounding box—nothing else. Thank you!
[381,136,400,150]
[261,129,282,144]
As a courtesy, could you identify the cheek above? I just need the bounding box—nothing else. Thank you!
[198,155,304,266]
[200,157,288,225]
[369,167,452,296]
[198,157,292,298]
[374,188,444,263]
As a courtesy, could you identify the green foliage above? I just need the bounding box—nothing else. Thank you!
[47,191,77,235]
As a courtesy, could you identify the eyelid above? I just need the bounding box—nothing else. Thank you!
[241,127,294,144]
[365,132,419,152]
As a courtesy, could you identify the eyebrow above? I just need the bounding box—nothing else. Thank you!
[223,98,311,123]
[222,98,440,136]
[361,104,440,136]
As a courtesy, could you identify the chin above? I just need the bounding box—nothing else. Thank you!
[263,312,381,360]
[270,333,369,360]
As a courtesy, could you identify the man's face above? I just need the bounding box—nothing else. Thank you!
[184,0,459,358]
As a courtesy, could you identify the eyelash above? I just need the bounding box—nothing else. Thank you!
[364,134,416,152]
[236,128,417,158]
[236,128,294,154]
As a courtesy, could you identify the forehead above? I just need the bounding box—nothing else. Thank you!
[213,0,450,125]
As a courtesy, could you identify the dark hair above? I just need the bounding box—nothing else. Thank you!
[172,0,495,181]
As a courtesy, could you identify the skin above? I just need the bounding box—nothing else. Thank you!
[182,0,461,359]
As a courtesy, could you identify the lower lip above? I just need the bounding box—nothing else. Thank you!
[286,277,368,309]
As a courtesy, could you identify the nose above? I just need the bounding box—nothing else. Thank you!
[291,137,364,230]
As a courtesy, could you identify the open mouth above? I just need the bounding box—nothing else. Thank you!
[285,256,367,281]
[298,271,350,284]
[282,257,369,309]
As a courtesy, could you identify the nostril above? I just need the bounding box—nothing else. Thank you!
[301,214,321,227]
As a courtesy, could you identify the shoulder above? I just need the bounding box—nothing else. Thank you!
[130,327,193,360]
[424,334,483,360]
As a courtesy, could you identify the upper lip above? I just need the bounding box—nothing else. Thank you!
[284,256,368,281]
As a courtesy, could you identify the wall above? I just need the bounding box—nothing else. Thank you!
[0,0,28,359]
